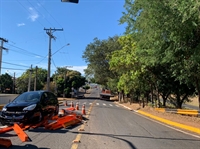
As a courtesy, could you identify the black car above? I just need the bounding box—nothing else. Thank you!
[0,90,59,125]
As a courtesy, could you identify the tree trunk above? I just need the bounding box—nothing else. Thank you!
[195,77,200,109]
[118,91,124,103]
[151,84,154,106]
[176,93,182,109]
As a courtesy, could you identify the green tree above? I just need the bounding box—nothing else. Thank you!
[0,73,13,93]
[82,36,122,87]
[120,0,200,108]
[53,67,86,97]
[16,67,47,93]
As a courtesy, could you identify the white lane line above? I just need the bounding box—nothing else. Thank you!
[96,103,99,105]
[109,104,113,106]
[89,103,92,105]
[103,103,106,106]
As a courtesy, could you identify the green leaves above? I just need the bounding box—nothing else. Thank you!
[82,36,121,86]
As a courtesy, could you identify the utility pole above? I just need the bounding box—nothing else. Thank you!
[44,28,63,91]
[12,72,15,94]
[34,66,38,91]
[28,65,32,92]
[0,37,8,75]
[54,71,57,94]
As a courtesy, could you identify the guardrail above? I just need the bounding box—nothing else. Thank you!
[155,108,200,117]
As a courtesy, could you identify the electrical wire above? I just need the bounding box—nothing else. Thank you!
[16,0,44,28]
[27,0,55,27]
[1,67,27,71]
[36,0,63,28]
[6,43,46,58]
[2,61,30,68]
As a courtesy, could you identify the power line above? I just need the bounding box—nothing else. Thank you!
[6,43,46,58]
[2,61,30,68]
[1,67,26,71]
[16,0,44,28]
[27,0,55,27]
[52,58,57,69]
[36,0,63,28]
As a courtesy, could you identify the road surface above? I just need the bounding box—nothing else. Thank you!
[0,88,199,149]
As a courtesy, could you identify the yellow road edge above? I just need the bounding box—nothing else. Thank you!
[138,110,200,135]
[71,100,96,149]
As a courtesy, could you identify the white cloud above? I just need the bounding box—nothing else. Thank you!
[17,23,25,27]
[28,7,39,22]
[68,66,87,75]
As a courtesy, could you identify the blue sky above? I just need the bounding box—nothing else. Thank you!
[0,0,126,77]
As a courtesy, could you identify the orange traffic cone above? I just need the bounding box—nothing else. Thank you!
[76,102,79,110]
[71,101,74,108]
[64,101,68,106]
[82,104,86,115]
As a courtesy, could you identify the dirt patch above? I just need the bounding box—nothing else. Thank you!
[187,96,199,106]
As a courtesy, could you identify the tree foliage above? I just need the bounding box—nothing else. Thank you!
[0,73,13,93]
[16,67,47,93]
[119,0,200,108]
[82,36,122,87]
[53,67,86,97]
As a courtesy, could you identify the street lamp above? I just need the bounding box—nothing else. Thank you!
[51,43,70,56]
[47,43,70,91]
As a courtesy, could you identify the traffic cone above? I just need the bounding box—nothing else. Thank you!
[76,102,79,110]
[64,101,68,106]
[71,101,74,107]
[58,109,65,116]
[82,104,86,115]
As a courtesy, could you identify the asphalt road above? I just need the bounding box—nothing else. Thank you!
[0,88,200,149]
[76,88,200,149]
[0,94,18,104]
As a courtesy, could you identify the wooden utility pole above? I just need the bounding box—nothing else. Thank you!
[44,28,63,91]
[28,65,32,92]
[34,66,38,91]
[0,37,8,75]
[12,72,15,94]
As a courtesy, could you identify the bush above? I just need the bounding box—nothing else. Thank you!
[83,85,90,90]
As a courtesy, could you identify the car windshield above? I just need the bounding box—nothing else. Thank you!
[13,92,41,103]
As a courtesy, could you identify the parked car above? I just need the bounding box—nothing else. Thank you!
[0,90,59,126]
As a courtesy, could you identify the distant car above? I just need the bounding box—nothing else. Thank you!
[0,91,59,126]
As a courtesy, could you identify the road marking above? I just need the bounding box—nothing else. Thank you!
[71,100,96,149]
[96,103,99,105]
[109,104,113,106]
[134,111,200,139]
[117,102,200,138]
[89,103,92,105]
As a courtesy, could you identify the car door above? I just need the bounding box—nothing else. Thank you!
[40,92,49,114]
